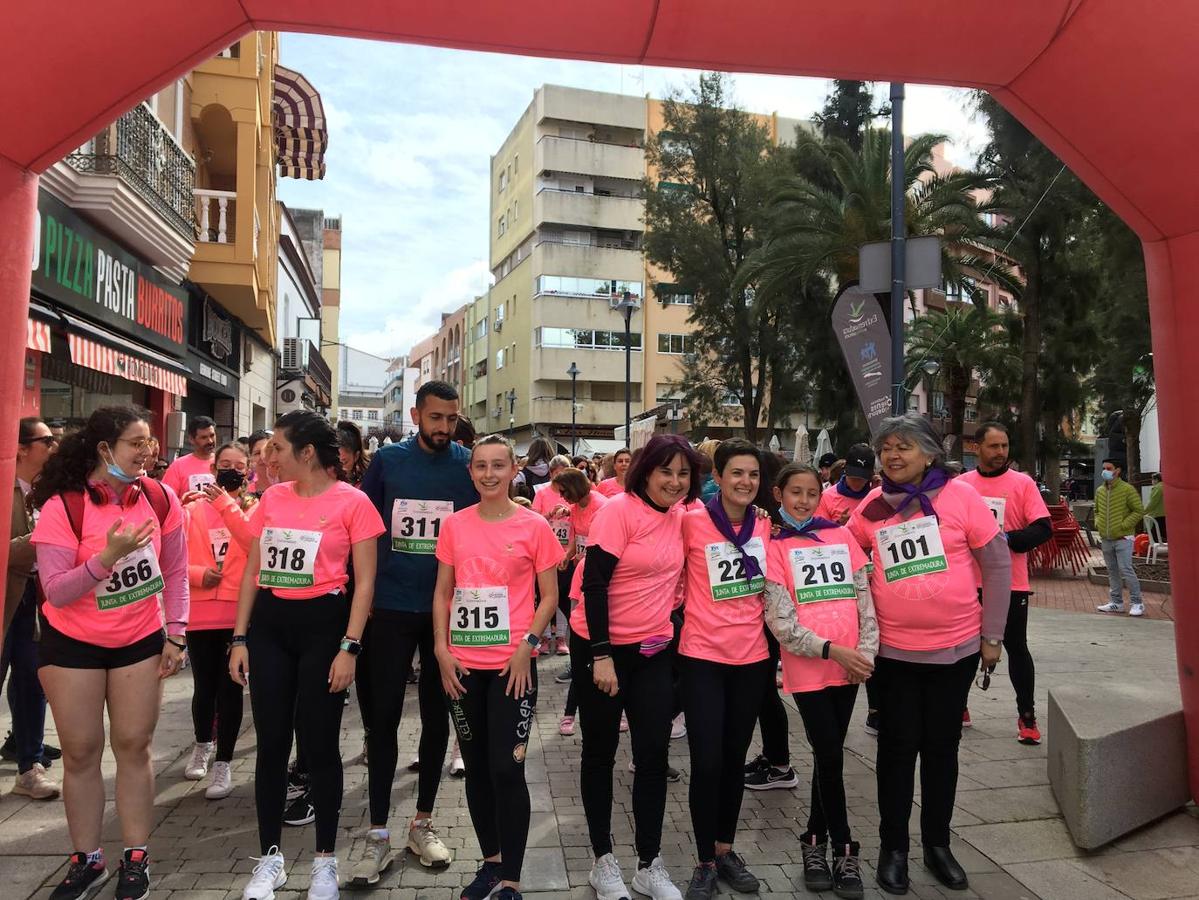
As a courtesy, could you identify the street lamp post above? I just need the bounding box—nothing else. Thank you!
[668,399,681,434]
[506,388,517,440]
[567,361,580,456]
[612,289,639,440]
[890,81,907,416]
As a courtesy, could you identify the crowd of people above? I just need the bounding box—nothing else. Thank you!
[2,380,1091,900]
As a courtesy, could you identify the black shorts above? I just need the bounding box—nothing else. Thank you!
[37,617,164,670]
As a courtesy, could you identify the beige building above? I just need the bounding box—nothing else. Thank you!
[408,303,468,400]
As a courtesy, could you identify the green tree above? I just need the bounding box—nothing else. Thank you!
[812,80,889,151]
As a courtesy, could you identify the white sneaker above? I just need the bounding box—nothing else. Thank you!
[349,832,394,887]
[407,818,453,868]
[1096,602,1125,614]
[1130,603,1146,617]
[631,857,682,900]
[12,762,60,800]
[670,714,687,740]
[590,852,631,900]
[242,847,287,900]
[185,741,214,780]
[308,855,339,900]
[206,760,233,799]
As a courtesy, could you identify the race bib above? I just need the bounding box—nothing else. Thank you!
[391,498,452,554]
[450,586,510,646]
[983,496,1007,529]
[188,472,216,493]
[789,544,855,604]
[551,516,571,548]
[876,516,948,583]
[704,537,767,600]
[95,544,164,610]
[209,527,231,569]
[259,527,322,588]
[575,534,589,554]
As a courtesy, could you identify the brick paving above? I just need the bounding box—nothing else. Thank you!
[0,601,1194,899]
[1030,547,1174,622]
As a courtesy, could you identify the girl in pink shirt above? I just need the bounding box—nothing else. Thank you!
[763,464,878,896]
[573,434,703,900]
[594,447,631,497]
[182,442,255,800]
[532,455,573,650]
[677,439,774,899]
[30,405,189,899]
[432,435,564,900]
[227,411,385,900]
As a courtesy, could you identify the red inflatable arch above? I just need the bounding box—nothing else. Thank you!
[1,0,1196,793]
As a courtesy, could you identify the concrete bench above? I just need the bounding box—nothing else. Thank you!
[1047,682,1191,849]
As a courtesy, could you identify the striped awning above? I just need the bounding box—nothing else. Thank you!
[26,319,51,352]
[274,64,327,181]
[68,333,187,397]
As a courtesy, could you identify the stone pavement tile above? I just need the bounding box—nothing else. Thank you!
[967,870,1044,900]
[1007,860,1132,900]
[522,846,569,890]
[1113,808,1199,852]
[1070,848,1198,900]
[957,758,1049,789]
[954,785,1062,824]
[528,810,562,847]
[0,856,67,898]
[956,819,1085,865]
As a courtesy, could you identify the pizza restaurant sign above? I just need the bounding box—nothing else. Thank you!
[30,190,187,358]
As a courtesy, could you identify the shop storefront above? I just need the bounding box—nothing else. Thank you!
[184,290,241,444]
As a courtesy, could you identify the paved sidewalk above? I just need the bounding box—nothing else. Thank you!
[0,607,1195,899]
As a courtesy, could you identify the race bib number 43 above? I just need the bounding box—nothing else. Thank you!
[259,528,321,588]
[705,537,767,600]
[450,587,510,646]
[392,499,452,554]
[876,516,948,583]
[789,544,855,604]
[95,544,164,610]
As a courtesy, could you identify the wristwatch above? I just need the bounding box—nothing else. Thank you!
[339,637,363,656]
[523,632,542,651]
[983,638,1002,648]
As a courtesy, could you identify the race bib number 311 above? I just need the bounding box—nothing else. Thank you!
[789,544,855,604]
[876,516,948,583]
[259,528,321,588]
[95,544,164,611]
[392,499,452,554]
[450,587,510,646]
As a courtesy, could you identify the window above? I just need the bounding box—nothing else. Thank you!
[592,383,642,402]
[475,318,488,340]
[656,383,683,402]
[513,199,518,220]
[537,328,642,351]
[657,333,695,355]
[965,403,979,423]
[513,153,519,174]
[534,275,643,300]
[498,169,508,192]
[496,348,506,369]
[497,215,506,237]
[494,303,505,324]
[367,410,379,421]
[657,285,694,305]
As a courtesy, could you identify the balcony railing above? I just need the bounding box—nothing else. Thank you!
[64,102,195,238]
[281,337,333,402]
[194,189,237,244]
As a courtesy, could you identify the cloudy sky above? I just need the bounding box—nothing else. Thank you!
[276,34,987,361]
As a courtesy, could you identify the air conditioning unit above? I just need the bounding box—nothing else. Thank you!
[281,337,299,370]
[491,406,502,419]
[494,318,504,332]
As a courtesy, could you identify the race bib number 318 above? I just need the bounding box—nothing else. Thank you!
[259,528,321,588]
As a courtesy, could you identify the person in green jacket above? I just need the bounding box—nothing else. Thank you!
[1094,458,1146,617]
[1145,472,1166,540]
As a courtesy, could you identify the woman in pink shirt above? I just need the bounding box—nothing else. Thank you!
[595,447,631,497]
[227,410,385,900]
[764,463,878,898]
[677,439,773,900]
[432,434,564,900]
[845,414,1011,895]
[31,405,189,900]
[572,434,703,900]
[182,442,255,800]
[532,454,574,651]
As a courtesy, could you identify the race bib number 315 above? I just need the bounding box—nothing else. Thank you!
[450,587,510,646]
[259,528,321,588]
[876,516,948,583]
[789,544,855,604]
[392,499,452,554]
[95,544,164,611]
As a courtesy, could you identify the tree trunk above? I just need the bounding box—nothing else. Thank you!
[948,368,968,462]
[1124,406,1142,482]
[1018,259,1042,473]
[1041,409,1062,502]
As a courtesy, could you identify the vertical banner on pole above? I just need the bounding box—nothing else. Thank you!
[831,285,893,437]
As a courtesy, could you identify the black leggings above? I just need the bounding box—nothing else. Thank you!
[354,616,374,736]
[248,590,348,854]
[367,610,449,824]
[680,656,772,861]
[187,628,244,762]
[792,684,859,845]
[755,628,790,766]
[1004,591,1035,715]
[450,665,538,883]
[874,654,977,852]
[573,633,673,864]
[562,598,578,718]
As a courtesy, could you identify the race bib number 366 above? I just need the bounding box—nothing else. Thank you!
[259,528,321,588]
[876,516,948,583]
[95,544,164,611]
[450,587,510,646]
[392,499,452,554]
[789,544,855,604]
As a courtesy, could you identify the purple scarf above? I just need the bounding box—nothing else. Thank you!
[880,466,950,520]
[705,494,763,583]
[835,476,870,499]
[776,516,841,543]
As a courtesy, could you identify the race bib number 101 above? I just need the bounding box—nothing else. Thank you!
[876,516,948,583]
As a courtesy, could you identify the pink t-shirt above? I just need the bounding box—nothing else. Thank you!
[958,468,1050,591]
[570,492,685,644]
[816,484,869,524]
[569,490,608,550]
[679,507,770,665]
[847,479,999,652]
[163,453,216,498]
[248,481,385,599]
[435,505,565,670]
[532,483,572,549]
[187,495,253,629]
[767,526,869,693]
[595,478,624,498]
[32,486,185,648]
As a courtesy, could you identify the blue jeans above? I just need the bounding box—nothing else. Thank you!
[1101,537,1143,607]
[0,580,47,772]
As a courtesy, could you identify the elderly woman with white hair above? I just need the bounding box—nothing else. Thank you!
[846,414,1010,896]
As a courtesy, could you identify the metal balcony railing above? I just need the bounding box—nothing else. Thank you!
[281,337,333,401]
[64,102,195,238]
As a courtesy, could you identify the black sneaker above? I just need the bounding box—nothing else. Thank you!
[715,850,759,893]
[1,730,60,768]
[114,849,150,900]
[743,753,769,776]
[49,852,109,900]
[831,842,865,899]
[283,788,315,826]
[461,861,502,900]
[864,710,880,736]
[493,887,522,900]
[555,665,572,684]
[800,833,833,892]
[744,763,798,791]
[685,863,718,900]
